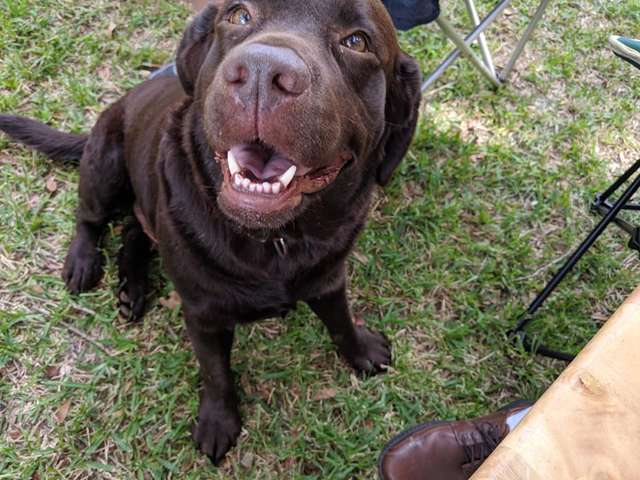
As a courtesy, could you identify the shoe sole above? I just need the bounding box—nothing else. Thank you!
[609,36,640,70]
[377,400,533,480]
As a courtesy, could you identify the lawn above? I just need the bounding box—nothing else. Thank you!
[1,0,639,478]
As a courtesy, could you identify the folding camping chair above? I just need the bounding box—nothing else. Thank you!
[509,38,640,362]
[384,0,553,91]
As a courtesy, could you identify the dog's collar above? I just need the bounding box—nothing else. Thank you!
[244,228,290,257]
[273,237,288,257]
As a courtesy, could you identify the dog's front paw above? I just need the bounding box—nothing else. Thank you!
[62,237,104,294]
[193,399,242,465]
[342,326,392,375]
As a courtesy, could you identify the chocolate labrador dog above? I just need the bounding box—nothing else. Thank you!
[0,0,421,464]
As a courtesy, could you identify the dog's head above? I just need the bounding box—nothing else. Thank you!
[177,0,421,229]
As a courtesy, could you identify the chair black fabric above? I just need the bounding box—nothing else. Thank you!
[382,0,440,31]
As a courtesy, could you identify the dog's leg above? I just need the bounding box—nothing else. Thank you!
[185,317,241,465]
[63,106,129,293]
[63,218,107,294]
[117,218,153,321]
[307,286,392,375]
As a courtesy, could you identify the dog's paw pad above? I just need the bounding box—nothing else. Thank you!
[344,326,392,375]
[117,279,145,322]
[193,403,242,465]
[62,242,104,294]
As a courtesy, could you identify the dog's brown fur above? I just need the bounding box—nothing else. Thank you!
[0,0,421,464]
[186,0,209,12]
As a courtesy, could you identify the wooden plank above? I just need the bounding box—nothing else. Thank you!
[472,286,640,480]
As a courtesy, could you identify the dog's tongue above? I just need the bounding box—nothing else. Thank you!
[230,144,294,181]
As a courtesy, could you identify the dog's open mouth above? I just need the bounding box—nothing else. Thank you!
[215,142,349,217]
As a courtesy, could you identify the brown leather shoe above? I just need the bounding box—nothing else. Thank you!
[378,400,533,480]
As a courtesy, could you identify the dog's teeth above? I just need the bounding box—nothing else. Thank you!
[233,172,285,195]
[278,166,297,189]
[227,151,240,176]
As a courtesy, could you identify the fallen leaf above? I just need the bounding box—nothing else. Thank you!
[44,365,60,379]
[159,291,181,310]
[55,400,72,423]
[107,22,117,38]
[280,458,296,472]
[352,250,368,265]
[44,261,60,273]
[313,388,337,401]
[255,382,274,403]
[0,153,16,166]
[45,176,57,193]
[240,452,254,469]
[97,65,112,82]
[261,323,281,339]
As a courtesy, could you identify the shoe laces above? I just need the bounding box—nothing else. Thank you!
[460,421,505,473]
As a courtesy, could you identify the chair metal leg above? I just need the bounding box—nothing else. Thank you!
[500,0,553,81]
[510,158,640,361]
[421,0,553,91]
[421,0,513,91]
[435,16,502,88]
[464,0,496,76]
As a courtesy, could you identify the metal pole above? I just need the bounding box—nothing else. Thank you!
[513,163,640,333]
[594,202,637,236]
[464,0,496,76]
[435,17,502,87]
[500,0,553,82]
[599,158,640,201]
[421,0,513,91]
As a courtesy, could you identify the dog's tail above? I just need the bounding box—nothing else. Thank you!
[0,114,88,163]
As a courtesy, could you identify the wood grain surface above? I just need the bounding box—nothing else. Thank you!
[472,286,640,480]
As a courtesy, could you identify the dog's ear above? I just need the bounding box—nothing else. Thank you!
[176,3,219,96]
[376,53,422,187]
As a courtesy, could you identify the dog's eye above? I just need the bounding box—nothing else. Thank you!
[341,33,369,53]
[228,7,252,25]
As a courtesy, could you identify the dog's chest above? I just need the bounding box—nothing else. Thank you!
[224,237,336,322]
[224,265,302,323]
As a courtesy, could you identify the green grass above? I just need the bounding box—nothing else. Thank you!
[1,0,640,478]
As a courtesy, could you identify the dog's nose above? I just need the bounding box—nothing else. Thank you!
[223,43,310,104]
